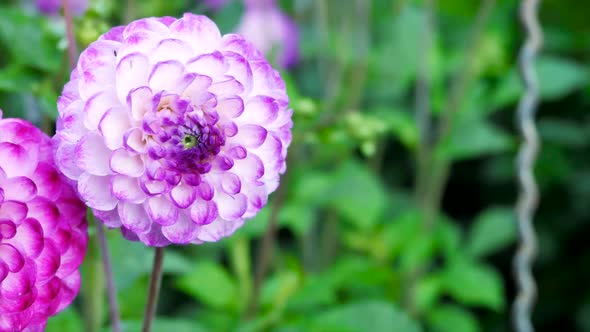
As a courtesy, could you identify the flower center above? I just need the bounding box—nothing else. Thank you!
[182,134,198,150]
[144,94,225,175]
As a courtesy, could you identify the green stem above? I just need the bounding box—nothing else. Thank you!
[142,247,165,332]
[82,213,106,332]
[230,237,253,317]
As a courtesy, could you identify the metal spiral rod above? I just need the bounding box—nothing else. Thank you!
[513,1,542,332]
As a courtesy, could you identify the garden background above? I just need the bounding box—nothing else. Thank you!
[0,0,588,331]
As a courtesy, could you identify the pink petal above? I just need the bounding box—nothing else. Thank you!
[99,107,131,150]
[26,197,59,231]
[7,218,43,258]
[146,195,179,226]
[196,181,214,201]
[140,178,168,195]
[232,153,264,180]
[232,124,267,148]
[110,175,146,204]
[161,212,199,243]
[1,176,37,202]
[118,202,151,233]
[75,133,112,176]
[35,239,60,282]
[30,162,63,200]
[83,91,120,131]
[0,201,28,223]
[54,142,83,180]
[220,172,241,195]
[170,14,222,54]
[216,97,244,118]
[115,52,150,102]
[189,200,218,225]
[148,60,193,94]
[93,208,123,228]
[77,173,118,211]
[216,192,247,220]
[224,52,253,93]
[185,51,228,77]
[209,76,244,96]
[127,87,153,122]
[181,74,213,104]
[110,149,145,177]
[239,95,279,125]
[123,127,147,153]
[0,244,24,272]
[170,182,197,209]
[0,142,35,178]
[151,38,194,64]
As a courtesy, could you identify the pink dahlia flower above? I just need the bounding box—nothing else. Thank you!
[54,14,292,247]
[35,0,88,16]
[237,0,299,68]
[0,110,88,331]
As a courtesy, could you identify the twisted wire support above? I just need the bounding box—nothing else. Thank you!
[513,1,542,332]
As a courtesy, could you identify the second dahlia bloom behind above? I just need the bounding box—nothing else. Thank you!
[54,14,292,246]
[0,111,88,331]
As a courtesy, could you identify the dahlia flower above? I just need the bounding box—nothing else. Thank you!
[54,14,292,247]
[35,0,88,16]
[0,110,88,331]
[237,0,299,68]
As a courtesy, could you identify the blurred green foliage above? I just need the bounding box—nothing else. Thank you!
[2,0,589,331]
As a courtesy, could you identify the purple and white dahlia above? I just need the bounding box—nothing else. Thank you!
[0,111,88,331]
[54,14,292,247]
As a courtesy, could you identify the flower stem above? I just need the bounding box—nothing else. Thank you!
[142,247,165,332]
[95,224,122,332]
[245,182,288,318]
[62,0,78,69]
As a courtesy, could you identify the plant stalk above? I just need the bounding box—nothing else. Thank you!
[142,247,165,332]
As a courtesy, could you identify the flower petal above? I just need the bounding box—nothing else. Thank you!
[99,107,131,150]
[170,14,222,54]
[115,52,150,102]
[110,175,146,204]
[118,202,151,233]
[216,192,247,220]
[77,173,118,211]
[146,195,179,226]
[75,133,112,176]
[170,182,197,209]
[1,177,37,202]
[189,200,218,225]
[110,149,145,177]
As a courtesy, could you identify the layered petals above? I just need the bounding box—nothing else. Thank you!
[0,116,88,331]
[53,13,291,246]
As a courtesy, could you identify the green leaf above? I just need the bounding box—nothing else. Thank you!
[467,207,516,257]
[108,232,192,289]
[493,56,588,108]
[0,8,62,71]
[309,301,422,332]
[442,259,505,311]
[0,65,37,92]
[175,260,238,309]
[325,161,388,229]
[428,305,480,332]
[46,308,84,332]
[414,274,443,314]
[437,118,512,162]
[373,107,419,149]
[538,118,589,147]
